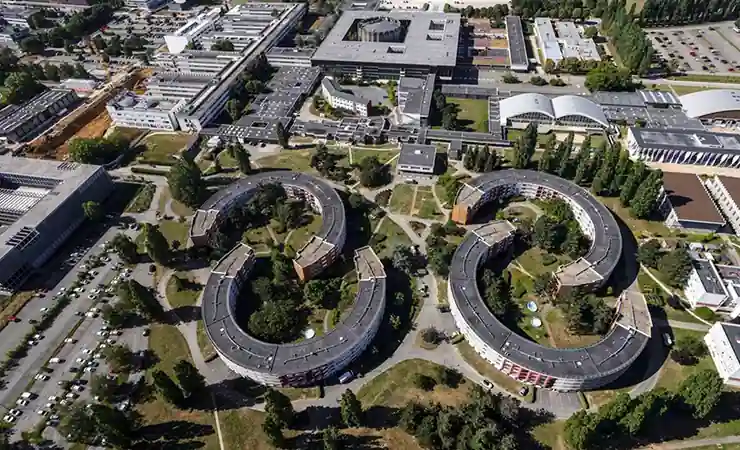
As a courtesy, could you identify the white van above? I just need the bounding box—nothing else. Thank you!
[20,392,33,399]
[49,358,63,364]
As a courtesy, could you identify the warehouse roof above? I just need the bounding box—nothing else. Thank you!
[203,245,386,377]
[0,89,75,137]
[716,175,740,206]
[398,143,436,169]
[499,93,608,127]
[680,89,740,119]
[662,172,725,225]
[628,128,740,155]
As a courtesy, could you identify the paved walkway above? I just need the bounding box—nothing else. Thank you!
[640,435,740,449]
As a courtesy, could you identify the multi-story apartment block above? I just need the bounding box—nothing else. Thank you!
[705,174,740,235]
[321,77,370,117]
[705,322,740,387]
[659,172,725,232]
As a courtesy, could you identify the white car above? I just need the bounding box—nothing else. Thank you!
[85,312,97,318]
[75,358,85,364]
[47,396,58,402]
[33,334,43,340]
[3,415,15,423]
[59,400,71,406]
[64,338,76,344]
[34,374,49,381]
[93,353,103,359]
[9,409,21,417]
[83,367,96,373]
[28,340,37,346]
[44,402,54,409]
[37,410,48,416]
[91,288,101,294]
[39,307,48,313]
[82,349,92,355]
[65,393,77,399]
[73,287,84,293]
[15,399,28,406]
[72,385,84,393]
[105,338,115,345]
[88,294,98,300]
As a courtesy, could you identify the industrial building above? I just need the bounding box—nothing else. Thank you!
[190,171,346,281]
[706,175,740,235]
[680,89,740,125]
[202,243,385,387]
[626,127,740,168]
[448,172,648,390]
[705,322,740,387]
[0,156,113,293]
[499,93,609,132]
[266,47,314,67]
[397,143,436,175]
[0,89,78,144]
[321,77,370,117]
[452,170,622,294]
[506,16,529,72]
[659,172,725,232]
[106,92,187,131]
[395,74,435,126]
[152,50,241,75]
[311,10,461,80]
[534,18,600,63]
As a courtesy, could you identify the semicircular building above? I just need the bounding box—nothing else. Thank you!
[192,172,387,386]
[448,170,651,391]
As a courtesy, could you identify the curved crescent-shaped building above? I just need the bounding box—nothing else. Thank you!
[190,171,346,281]
[449,170,650,391]
[499,93,608,132]
[194,172,386,386]
[202,243,386,386]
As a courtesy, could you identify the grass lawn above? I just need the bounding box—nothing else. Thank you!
[351,148,399,166]
[285,215,323,253]
[456,341,533,401]
[217,150,238,168]
[372,217,413,259]
[157,187,194,218]
[514,297,550,346]
[545,308,602,348]
[196,320,217,362]
[596,195,672,237]
[139,324,220,449]
[668,84,722,95]
[413,187,443,220]
[125,184,155,213]
[166,273,202,308]
[656,329,714,391]
[448,97,489,132]
[217,408,272,450]
[514,247,569,277]
[258,149,315,172]
[159,220,190,247]
[436,277,448,306]
[111,126,146,143]
[357,359,472,408]
[140,133,194,165]
[637,271,704,324]
[532,420,566,450]
[670,74,740,84]
[242,226,273,254]
[389,184,415,215]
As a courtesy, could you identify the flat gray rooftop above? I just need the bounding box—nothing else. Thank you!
[0,156,104,260]
[505,16,528,68]
[630,128,740,155]
[312,10,461,68]
[0,89,75,135]
[398,143,436,169]
[694,259,726,295]
[202,245,386,378]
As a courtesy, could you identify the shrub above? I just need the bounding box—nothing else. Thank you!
[541,254,557,266]
[413,374,437,391]
[438,367,462,388]
[694,306,716,321]
[375,190,392,206]
[420,327,441,345]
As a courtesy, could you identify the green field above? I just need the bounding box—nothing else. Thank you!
[140,133,194,165]
[284,215,323,253]
[448,97,489,132]
[413,187,443,220]
[372,217,413,258]
[389,184,415,215]
[670,74,740,84]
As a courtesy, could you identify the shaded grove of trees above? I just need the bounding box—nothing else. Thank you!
[463,145,504,173]
[601,0,656,76]
[556,287,614,335]
[641,0,739,25]
[167,156,207,210]
[69,134,129,165]
[637,239,693,288]
[510,0,603,19]
[399,384,533,450]
[565,370,724,450]
[533,198,591,259]
[426,221,466,277]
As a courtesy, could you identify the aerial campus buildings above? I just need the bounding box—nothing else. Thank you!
[194,172,385,386]
[705,322,740,387]
[533,18,601,64]
[0,89,79,144]
[107,2,306,132]
[0,156,113,294]
[448,170,650,391]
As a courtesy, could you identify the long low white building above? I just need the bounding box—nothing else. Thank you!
[321,77,369,117]
[705,322,740,387]
[106,92,187,131]
[499,93,608,132]
[627,127,740,168]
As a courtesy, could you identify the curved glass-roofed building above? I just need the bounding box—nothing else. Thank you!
[499,93,609,132]
[680,89,740,124]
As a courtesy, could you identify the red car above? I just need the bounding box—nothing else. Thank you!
[7,316,19,323]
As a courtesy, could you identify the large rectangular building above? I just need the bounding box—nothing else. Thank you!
[705,322,740,387]
[659,172,725,232]
[311,10,461,80]
[106,92,187,131]
[0,89,78,144]
[627,127,740,168]
[0,156,113,293]
[534,18,600,64]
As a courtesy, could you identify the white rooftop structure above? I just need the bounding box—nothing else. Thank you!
[680,89,740,120]
[499,93,608,128]
[164,7,222,54]
[534,18,601,63]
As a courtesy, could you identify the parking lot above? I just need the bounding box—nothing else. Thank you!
[648,22,740,74]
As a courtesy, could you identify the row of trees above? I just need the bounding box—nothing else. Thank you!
[432,90,460,131]
[32,2,120,50]
[565,370,724,450]
[510,0,608,20]
[167,155,207,209]
[641,0,739,25]
[462,146,503,173]
[532,198,591,259]
[226,54,272,121]
[152,359,207,407]
[602,0,656,76]
[426,221,466,277]
[638,240,693,288]
[69,134,129,165]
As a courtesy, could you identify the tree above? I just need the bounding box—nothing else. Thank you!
[210,39,235,51]
[90,374,119,402]
[543,58,556,74]
[357,156,389,187]
[263,414,284,447]
[4,71,45,105]
[321,426,342,450]
[584,62,636,92]
[679,370,723,419]
[44,64,60,81]
[304,279,331,307]
[102,344,135,373]
[20,36,45,55]
[512,123,537,169]
[248,300,300,343]
[226,98,242,121]
[143,223,170,265]
[413,373,437,391]
[167,158,206,208]
[530,75,548,86]
[152,370,184,406]
[620,162,648,206]
[391,245,415,274]
[82,200,102,221]
[630,170,663,219]
[233,145,252,175]
[658,247,692,288]
[100,303,129,328]
[58,404,98,444]
[420,327,441,345]
[110,232,138,264]
[533,273,557,299]
[174,359,206,398]
[264,388,294,427]
[637,239,662,269]
[118,279,164,320]
[583,26,599,39]
[68,136,124,164]
[340,389,363,427]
